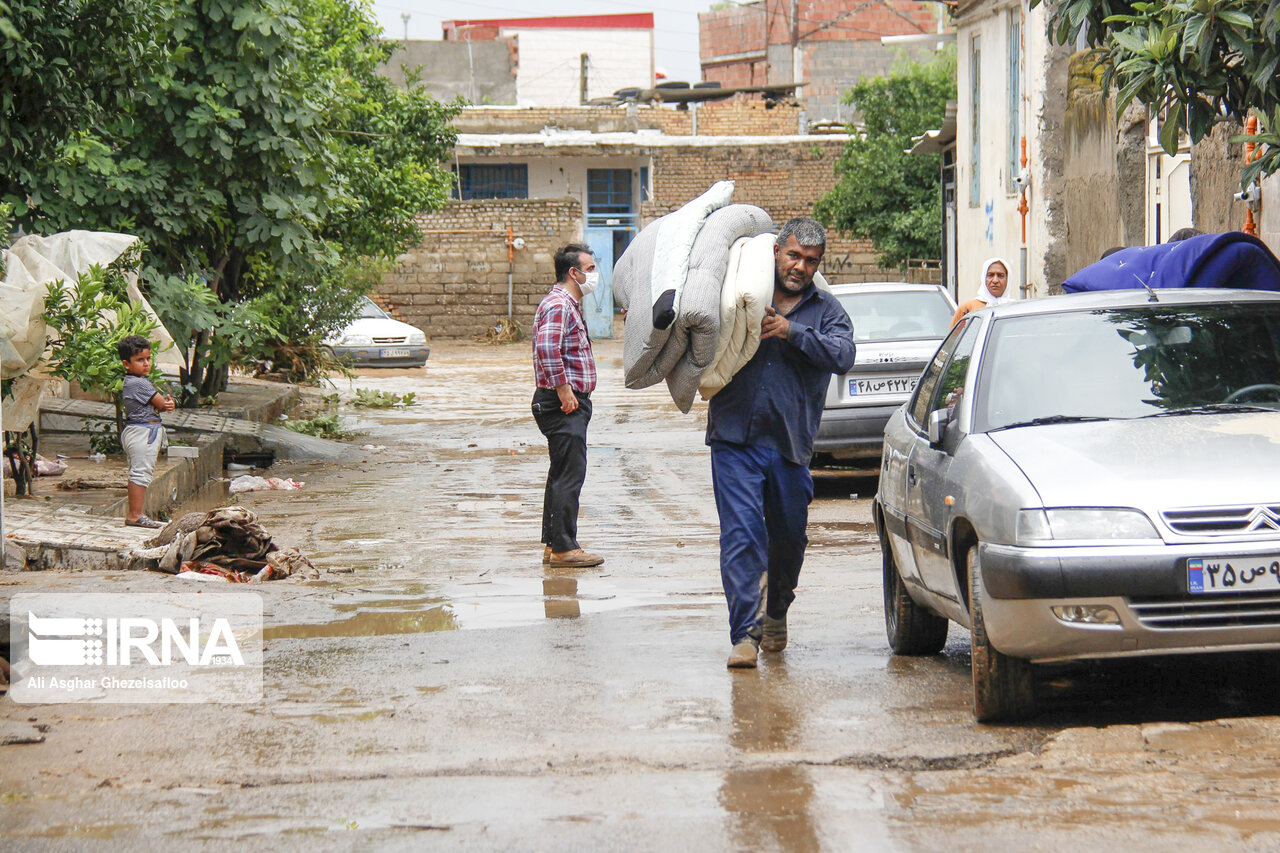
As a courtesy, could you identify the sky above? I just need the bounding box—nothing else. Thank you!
[370,0,721,83]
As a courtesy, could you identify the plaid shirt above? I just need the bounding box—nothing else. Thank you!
[533,285,597,393]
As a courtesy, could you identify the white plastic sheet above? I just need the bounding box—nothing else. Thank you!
[0,230,181,381]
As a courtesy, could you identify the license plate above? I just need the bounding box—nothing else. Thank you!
[849,375,917,396]
[380,348,410,358]
[1187,557,1280,594]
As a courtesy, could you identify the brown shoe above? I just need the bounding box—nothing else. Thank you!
[548,548,604,568]
[727,639,759,669]
[760,613,787,652]
[543,545,551,564]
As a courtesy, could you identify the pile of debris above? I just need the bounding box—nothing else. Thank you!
[139,506,319,582]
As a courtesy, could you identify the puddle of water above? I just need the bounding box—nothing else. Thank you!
[266,579,720,639]
[264,605,457,639]
[308,709,394,724]
[17,823,135,840]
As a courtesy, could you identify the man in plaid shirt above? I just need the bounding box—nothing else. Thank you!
[532,243,604,568]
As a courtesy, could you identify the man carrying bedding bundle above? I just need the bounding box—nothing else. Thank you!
[708,218,856,668]
[532,243,606,569]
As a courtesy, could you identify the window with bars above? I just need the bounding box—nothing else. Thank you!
[455,163,528,200]
[586,169,633,215]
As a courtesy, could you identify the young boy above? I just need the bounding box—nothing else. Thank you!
[118,335,175,528]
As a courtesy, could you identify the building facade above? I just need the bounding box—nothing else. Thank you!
[379,101,895,341]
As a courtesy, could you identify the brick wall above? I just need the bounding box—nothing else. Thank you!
[643,137,886,283]
[698,3,768,66]
[454,100,801,137]
[378,199,582,340]
[700,0,935,55]
[698,0,941,121]
[385,129,916,338]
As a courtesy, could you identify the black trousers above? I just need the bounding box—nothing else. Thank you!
[533,388,592,553]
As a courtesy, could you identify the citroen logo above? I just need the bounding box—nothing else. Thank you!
[1246,507,1280,532]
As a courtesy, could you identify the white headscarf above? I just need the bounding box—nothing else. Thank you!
[977,257,1013,305]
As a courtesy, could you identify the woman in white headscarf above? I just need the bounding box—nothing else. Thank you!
[951,257,1012,327]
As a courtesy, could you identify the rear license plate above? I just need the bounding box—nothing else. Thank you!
[1187,557,1280,594]
[849,375,917,397]
[380,348,410,358]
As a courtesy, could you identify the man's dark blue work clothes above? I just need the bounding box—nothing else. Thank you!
[707,284,855,645]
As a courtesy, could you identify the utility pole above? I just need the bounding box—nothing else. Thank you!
[580,53,589,105]
[401,13,410,42]
[791,0,802,85]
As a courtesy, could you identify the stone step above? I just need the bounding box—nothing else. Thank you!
[38,398,347,462]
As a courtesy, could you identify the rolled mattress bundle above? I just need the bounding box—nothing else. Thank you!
[613,185,774,413]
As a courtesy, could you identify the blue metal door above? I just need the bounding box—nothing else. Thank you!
[583,228,615,339]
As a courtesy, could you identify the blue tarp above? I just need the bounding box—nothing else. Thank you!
[1062,232,1280,293]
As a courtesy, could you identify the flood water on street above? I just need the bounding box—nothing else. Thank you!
[3,337,1280,850]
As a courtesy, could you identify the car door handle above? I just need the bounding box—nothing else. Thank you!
[908,464,917,485]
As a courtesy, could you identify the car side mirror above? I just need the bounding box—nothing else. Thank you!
[927,409,950,446]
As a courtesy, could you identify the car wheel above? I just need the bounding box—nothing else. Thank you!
[967,545,1035,722]
[882,530,948,655]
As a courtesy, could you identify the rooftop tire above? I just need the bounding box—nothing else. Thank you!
[967,545,1035,722]
[883,532,948,655]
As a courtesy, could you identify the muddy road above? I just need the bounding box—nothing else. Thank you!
[3,338,1280,850]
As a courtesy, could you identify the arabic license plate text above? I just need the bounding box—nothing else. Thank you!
[380,348,410,358]
[1187,557,1280,594]
[849,375,917,396]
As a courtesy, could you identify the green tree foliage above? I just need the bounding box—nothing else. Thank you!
[1041,0,1280,185]
[5,0,459,396]
[814,51,956,269]
[0,0,168,210]
[41,262,163,433]
[144,272,279,404]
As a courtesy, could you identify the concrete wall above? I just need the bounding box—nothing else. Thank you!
[381,41,516,105]
[1061,53,1147,274]
[954,0,1070,300]
[1262,173,1280,251]
[508,28,653,106]
[1190,119,1251,234]
[380,200,582,340]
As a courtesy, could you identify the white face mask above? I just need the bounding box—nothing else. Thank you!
[577,268,600,297]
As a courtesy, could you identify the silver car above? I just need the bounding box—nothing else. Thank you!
[813,282,957,469]
[873,289,1280,721]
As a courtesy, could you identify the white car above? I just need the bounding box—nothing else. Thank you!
[323,297,429,367]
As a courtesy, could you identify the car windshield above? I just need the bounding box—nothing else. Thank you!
[836,289,954,343]
[976,302,1280,431]
[357,297,390,320]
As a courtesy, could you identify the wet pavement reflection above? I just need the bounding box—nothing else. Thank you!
[722,669,821,852]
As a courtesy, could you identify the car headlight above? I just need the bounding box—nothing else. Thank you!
[1016,508,1160,544]
[340,335,373,347]
[407,332,427,345]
